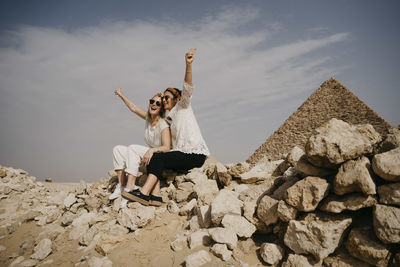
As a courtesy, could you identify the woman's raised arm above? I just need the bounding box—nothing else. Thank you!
[114,87,147,120]
[184,48,196,85]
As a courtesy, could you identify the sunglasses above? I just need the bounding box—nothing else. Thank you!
[163,95,171,101]
[149,99,161,106]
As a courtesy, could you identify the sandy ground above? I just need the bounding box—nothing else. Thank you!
[0,182,263,267]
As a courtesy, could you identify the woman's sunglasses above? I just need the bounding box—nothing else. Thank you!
[149,99,161,106]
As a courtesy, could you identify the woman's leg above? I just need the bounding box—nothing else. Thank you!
[112,145,128,186]
[150,179,161,197]
[125,144,151,190]
[141,151,206,195]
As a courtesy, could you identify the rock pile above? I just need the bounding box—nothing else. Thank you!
[1,118,399,266]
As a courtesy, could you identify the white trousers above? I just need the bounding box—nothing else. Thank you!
[112,144,149,176]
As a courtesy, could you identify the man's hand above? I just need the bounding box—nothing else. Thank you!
[185,48,196,64]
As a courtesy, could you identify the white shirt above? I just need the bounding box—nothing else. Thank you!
[144,118,169,148]
[166,82,210,156]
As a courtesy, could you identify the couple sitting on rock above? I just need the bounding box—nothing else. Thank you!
[110,48,210,208]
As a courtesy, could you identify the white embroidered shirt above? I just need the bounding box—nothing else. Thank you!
[144,118,169,148]
[166,82,210,155]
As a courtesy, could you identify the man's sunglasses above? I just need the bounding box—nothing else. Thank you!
[149,99,162,106]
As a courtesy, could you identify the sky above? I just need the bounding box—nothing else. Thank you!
[0,0,399,182]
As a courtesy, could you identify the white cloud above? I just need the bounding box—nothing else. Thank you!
[0,7,349,181]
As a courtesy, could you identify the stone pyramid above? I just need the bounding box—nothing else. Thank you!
[247,78,393,164]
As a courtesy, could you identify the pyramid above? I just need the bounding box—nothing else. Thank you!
[247,78,393,164]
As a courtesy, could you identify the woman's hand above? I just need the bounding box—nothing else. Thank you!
[142,149,154,166]
[185,48,196,65]
[114,87,122,97]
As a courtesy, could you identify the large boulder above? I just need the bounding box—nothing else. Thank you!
[240,159,283,184]
[208,227,238,250]
[378,182,400,206]
[372,147,400,181]
[210,189,243,226]
[226,161,251,177]
[284,213,352,261]
[323,251,371,267]
[193,179,219,205]
[346,227,391,267]
[117,205,155,231]
[284,176,330,212]
[287,146,335,177]
[305,119,381,168]
[184,250,211,267]
[221,214,256,238]
[320,194,377,213]
[260,243,284,265]
[30,238,52,260]
[282,254,313,267]
[277,200,297,222]
[256,195,279,226]
[333,157,376,195]
[373,204,400,243]
[381,127,400,152]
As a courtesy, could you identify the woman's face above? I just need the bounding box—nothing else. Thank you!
[163,91,178,111]
[148,95,162,116]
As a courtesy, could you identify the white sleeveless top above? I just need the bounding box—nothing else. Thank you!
[166,82,210,156]
[144,118,169,148]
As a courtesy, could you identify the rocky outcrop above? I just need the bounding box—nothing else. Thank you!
[372,147,400,181]
[306,118,381,168]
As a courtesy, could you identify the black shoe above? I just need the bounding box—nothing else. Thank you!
[122,189,150,206]
[149,195,164,207]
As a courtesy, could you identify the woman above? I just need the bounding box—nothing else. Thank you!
[111,89,171,208]
[122,48,210,206]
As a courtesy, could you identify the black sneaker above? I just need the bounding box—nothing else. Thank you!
[149,195,164,207]
[122,189,150,206]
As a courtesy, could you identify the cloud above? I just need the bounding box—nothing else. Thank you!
[0,6,349,181]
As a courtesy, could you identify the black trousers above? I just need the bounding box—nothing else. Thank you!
[147,151,207,180]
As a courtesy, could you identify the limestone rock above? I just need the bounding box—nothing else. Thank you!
[306,118,381,167]
[184,250,211,267]
[64,193,77,208]
[193,179,219,205]
[334,157,376,195]
[277,200,297,222]
[170,235,187,252]
[117,206,155,231]
[373,204,400,243]
[30,238,52,260]
[185,171,207,184]
[196,205,212,229]
[208,161,232,186]
[240,159,283,183]
[85,196,102,211]
[188,230,212,249]
[372,147,400,181]
[288,146,335,177]
[208,227,238,250]
[95,234,126,256]
[211,243,232,261]
[227,161,251,177]
[271,173,300,200]
[323,251,371,267]
[88,256,113,267]
[210,189,243,226]
[320,194,377,213]
[257,195,279,226]
[378,182,400,205]
[179,199,197,216]
[346,227,391,267]
[221,214,256,238]
[284,176,329,212]
[381,127,400,152]
[284,213,352,261]
[61,211,77,226]
[174,182,194,203]
[69,224,89,240]
[282,254,313,267]
[166,200,180,214]
[260,243,284,265]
